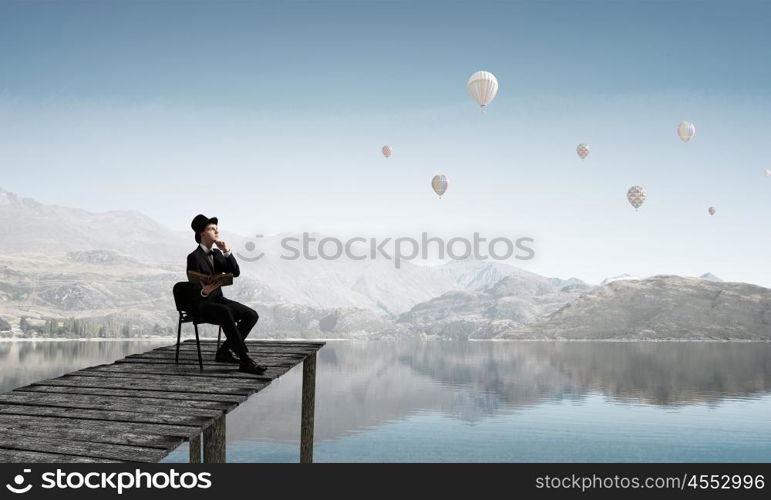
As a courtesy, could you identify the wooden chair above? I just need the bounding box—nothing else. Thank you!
[172,282,222,372]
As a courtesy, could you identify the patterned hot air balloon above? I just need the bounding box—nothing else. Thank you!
[677,121,696,142]
[432,174,448,198]
[382,145,393,159]
[466,71,498,111]
[708,206,716,216]
[627,185,646,210]
[576,143,590,160]
[764,168,771,177]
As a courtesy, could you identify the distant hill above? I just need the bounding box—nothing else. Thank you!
[398,274,592,339]
[497,275,771,340]
[0,187,188,262]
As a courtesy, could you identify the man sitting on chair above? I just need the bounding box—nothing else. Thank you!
[187,214,266,375]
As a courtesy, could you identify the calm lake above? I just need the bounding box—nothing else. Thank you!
[1,340,770,462]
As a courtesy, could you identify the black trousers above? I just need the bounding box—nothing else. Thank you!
[194,297,259,358]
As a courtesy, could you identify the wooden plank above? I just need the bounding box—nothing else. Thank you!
[81,362,273,378]
[0,393,229,418]
[165,352,315,362]
[0,419,183,450]
[0,448,122,463]
[69,369,270,385]
[47,374,263,394]
[15,384,248,404]
[80,363,281,382]
[67,371,277,392]
[219,340,325,346]
[116,359,298,370]
[165,343,320,352]
[165,341,323,351]
[173,340,324,348]
[31,373,260,396]
[128,352,305,361]
[0,403,210,429]
[120,354,301,364]
[8,390,236,412]
[0,431,168,462]
[163,352,315,363]
[139,348,307,356]
[0,414,204,439]
[183,339,324,344]
[166,348,319,358]
[119,360,298,369]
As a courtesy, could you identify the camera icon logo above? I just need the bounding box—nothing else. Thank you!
[6,469,32,494]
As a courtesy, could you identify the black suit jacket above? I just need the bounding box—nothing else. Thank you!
[186,246,241,309]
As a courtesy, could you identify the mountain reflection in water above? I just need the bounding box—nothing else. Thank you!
[225,341,771,443]
[1,340,769,462]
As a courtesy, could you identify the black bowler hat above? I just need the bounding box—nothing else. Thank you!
[191,214,218,243]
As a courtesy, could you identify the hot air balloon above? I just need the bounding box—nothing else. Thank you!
[764,168,771,177]
[677,121,695,142]
[467,71,498,111]
[708,206,716,216]
[576,143,590,160]
[432,174,448,198]
[627,185,646,210]
[382,145,393,159]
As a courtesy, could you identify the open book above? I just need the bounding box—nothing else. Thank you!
[187,270,234,287]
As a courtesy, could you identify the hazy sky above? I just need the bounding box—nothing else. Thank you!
[1,0,770,286]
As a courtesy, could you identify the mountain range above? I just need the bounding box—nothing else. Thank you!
[498,275,771,340]
[0,187,583,338]
[0,186,766,340]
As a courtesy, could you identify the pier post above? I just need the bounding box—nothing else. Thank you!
[300,353,317,463]
[189,434,201,463]
[203,415,226,463]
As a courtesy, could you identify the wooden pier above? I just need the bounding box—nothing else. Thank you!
[0,339,324,463]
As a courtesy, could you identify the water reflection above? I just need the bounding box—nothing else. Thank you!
[405,342,771,407]
[225,341,771,444]
[1,340,770,447]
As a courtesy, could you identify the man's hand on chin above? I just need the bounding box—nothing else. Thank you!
[215,240,229,253]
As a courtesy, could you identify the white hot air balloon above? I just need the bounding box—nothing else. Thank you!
[432,174,448,198]
[466,71,498,111]
[708,206,716,216]
[677,121,696,142]
[576,143,590,160]
[764,168,771,177]
[382,145,393,159]
[627,185,646,210]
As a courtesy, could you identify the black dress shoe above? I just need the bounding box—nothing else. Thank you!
[215,348,240,364]
[239,358,267,375]
[225,342,248,353]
